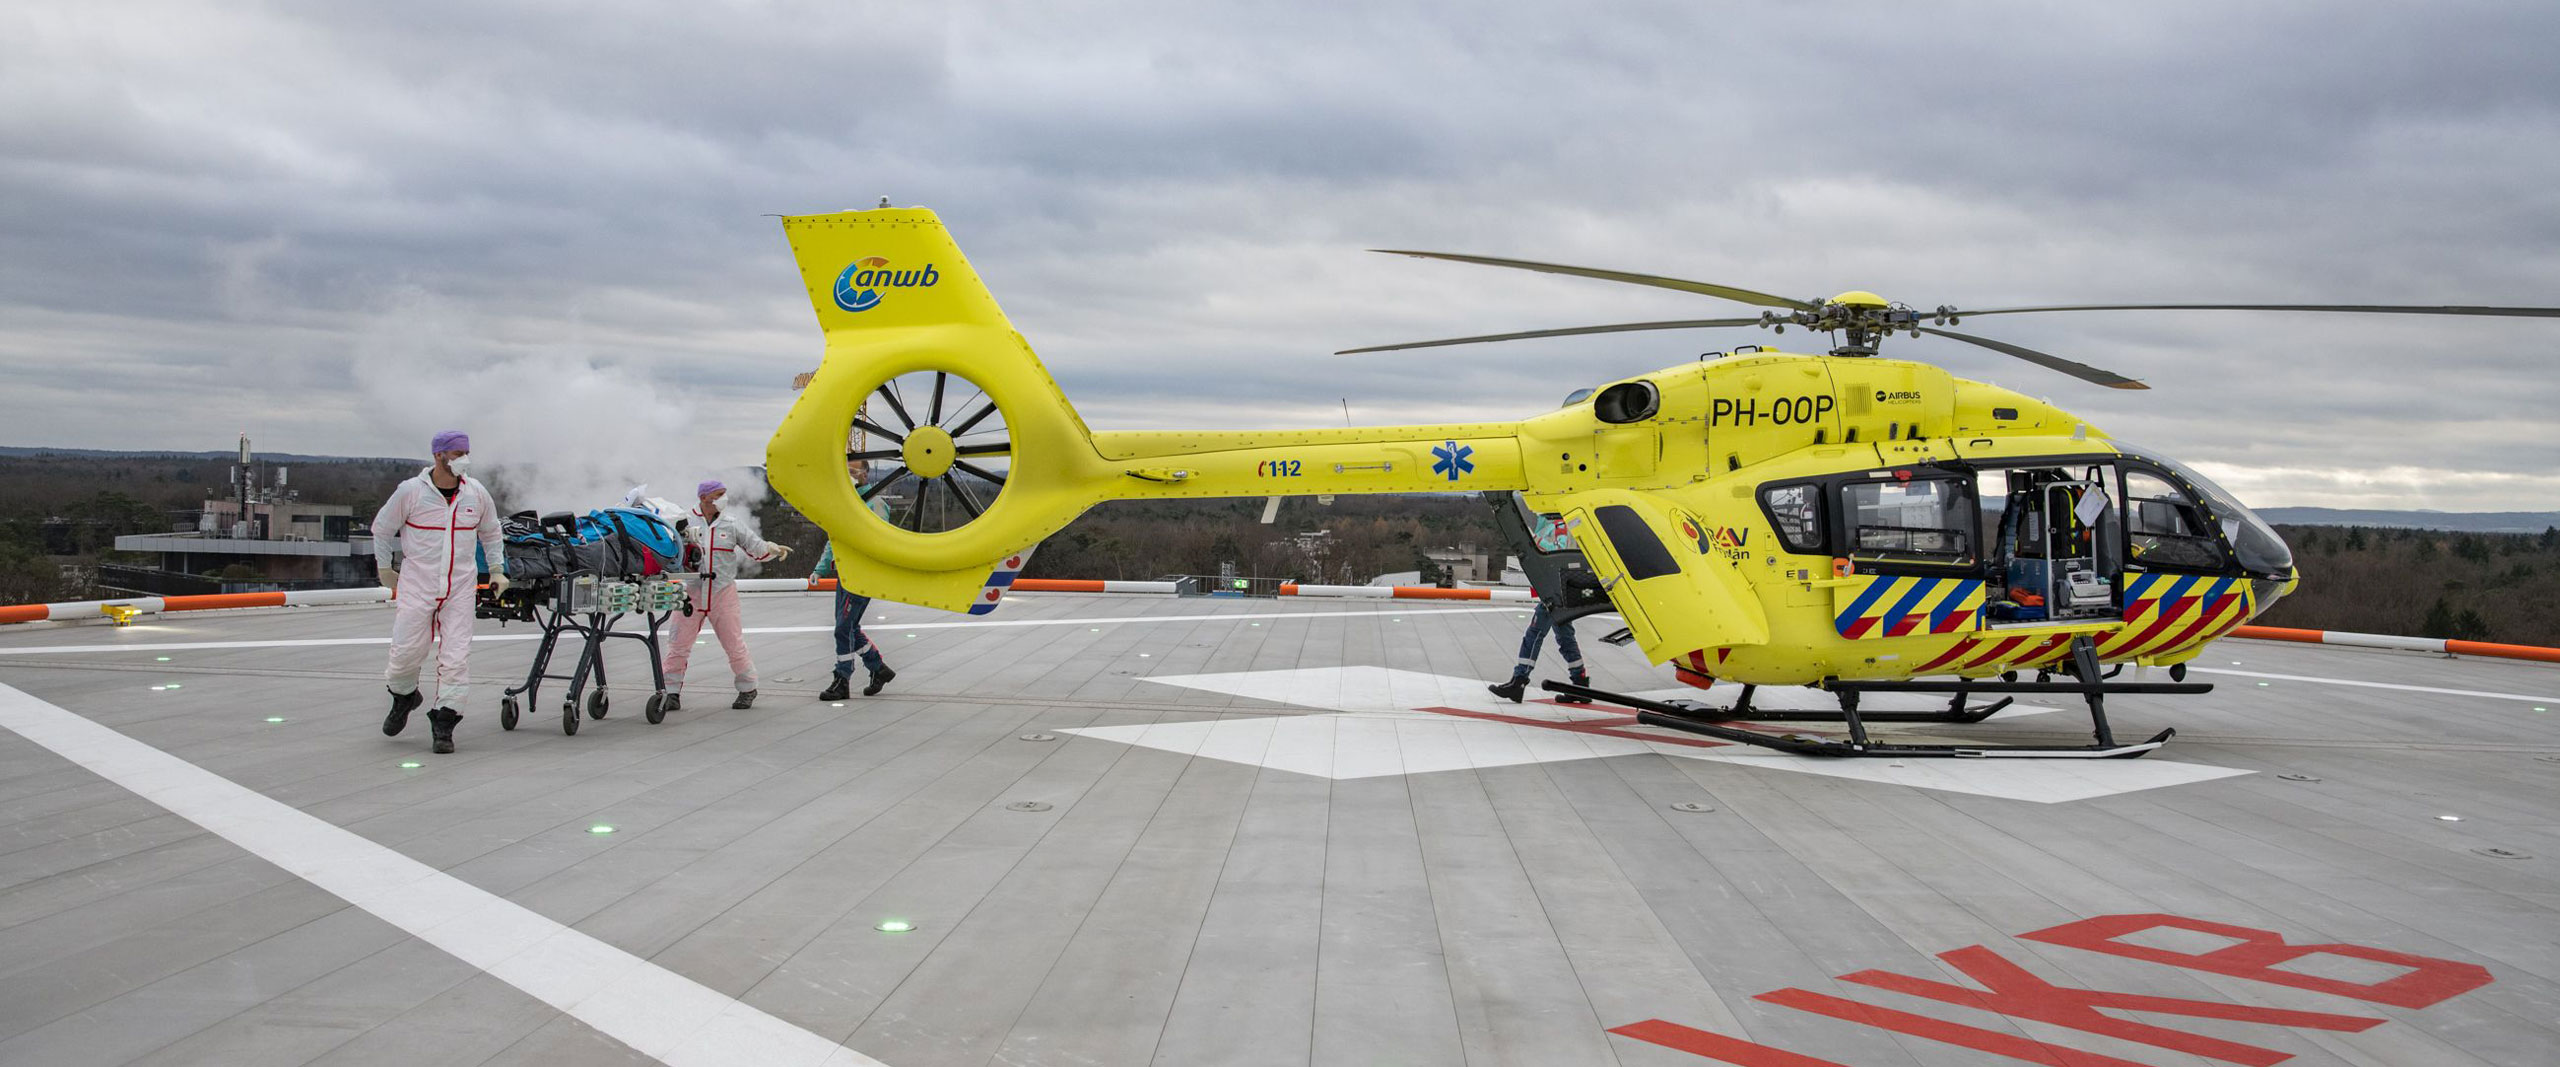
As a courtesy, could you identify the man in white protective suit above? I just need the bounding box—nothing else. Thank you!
[372,430,507,754]
[662,479,789,713]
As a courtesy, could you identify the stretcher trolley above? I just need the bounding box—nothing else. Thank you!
[477,509,691,735]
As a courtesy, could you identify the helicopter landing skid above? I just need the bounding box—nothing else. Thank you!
[1542,636,2207,759]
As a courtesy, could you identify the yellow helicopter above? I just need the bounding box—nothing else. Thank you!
[767,206,2559,758]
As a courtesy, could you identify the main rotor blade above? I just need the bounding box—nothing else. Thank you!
[1370,250,1817,310]
[1914,326,2149,391]
[1945,302,2560,319]
[1337,317,1766,355]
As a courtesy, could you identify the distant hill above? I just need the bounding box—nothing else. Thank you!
[0,445,417,464]
[2255,508,2560,534]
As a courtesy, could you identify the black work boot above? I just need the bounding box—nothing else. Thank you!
[1487,677,1527,703]
[818,676,850,701]
[1555,672,1594,705]
[863,666,896,696]
[731,689,758,709]
[662,693,682,714]
[383,688,423,736]
[427,707,462,755]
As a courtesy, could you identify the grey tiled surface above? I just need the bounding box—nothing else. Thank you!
[0,593,2554,1066]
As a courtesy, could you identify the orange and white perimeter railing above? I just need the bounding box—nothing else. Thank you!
[0,587,396,625]
[0,578,1532,626]
[2229,625,2560,664]
[7,584,2555,665]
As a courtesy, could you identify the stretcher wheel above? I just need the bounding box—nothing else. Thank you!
[644,692,668,724]
[2168,662,2187,682]
[587,689,609,719]
[1999,670,2018,683]
[500,696,520,731]
[562,698,580,736]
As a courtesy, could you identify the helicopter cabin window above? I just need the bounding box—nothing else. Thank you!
[1592,504,1681,580]
[1842,478,1973,566]
[2123,469,2227,570]
[1759,483,1825,554]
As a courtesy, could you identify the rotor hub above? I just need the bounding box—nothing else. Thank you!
[902,426,956,479]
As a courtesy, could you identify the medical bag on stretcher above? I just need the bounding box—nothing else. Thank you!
[494,508,682,582]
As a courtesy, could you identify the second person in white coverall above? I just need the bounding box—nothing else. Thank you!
[664,479,789,712]
[373,430,507,755]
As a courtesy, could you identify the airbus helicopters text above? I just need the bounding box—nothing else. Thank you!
[767,206,2558,758]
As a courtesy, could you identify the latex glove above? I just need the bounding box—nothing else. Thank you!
[378,565,399,590]
[766,544,792,562]
[490,571,512,596]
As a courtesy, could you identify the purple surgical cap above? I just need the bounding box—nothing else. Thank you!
[696,479,726,498]
[430,430,469,454]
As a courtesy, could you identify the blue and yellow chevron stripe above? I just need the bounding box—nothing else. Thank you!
[1833,575,1985,639]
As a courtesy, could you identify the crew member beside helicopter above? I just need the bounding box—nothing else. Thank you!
[663,479,789,713]
[812,456,897,701]
[1488,500,1591,704]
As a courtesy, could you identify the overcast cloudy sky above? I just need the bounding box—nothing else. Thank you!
[5,0,2556,510]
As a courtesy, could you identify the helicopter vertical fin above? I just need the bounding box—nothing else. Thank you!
[769,208,1112,613]
[1550,489,1768,664]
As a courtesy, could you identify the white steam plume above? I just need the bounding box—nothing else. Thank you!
[350,287,773,557]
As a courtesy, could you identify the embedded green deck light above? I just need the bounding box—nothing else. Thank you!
[155,656,171,662]
[588,825,616,834]
[399,761,422,769]
[264,716,286,723]
[876,919,914,933]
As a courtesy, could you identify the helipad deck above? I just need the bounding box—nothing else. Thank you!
[0,593,2553,1066]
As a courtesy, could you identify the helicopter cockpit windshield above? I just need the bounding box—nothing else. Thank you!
[2112,443,2294,578]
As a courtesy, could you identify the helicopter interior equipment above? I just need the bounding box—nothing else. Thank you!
[765,206,2560,758]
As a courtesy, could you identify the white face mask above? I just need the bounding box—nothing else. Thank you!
[447,456,472,478]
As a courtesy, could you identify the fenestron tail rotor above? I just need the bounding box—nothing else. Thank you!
[850,369,1012,535]
[1348,250,2560,391]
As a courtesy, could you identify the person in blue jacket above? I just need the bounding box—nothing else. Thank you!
[813,457,896,701]
[1488,507,1591,704]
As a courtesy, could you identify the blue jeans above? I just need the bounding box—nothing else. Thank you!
[1510,603,1585,682]
[833,590,886,679]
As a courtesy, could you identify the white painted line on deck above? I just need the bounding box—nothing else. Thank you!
[0,682,889,1067]
[2188,667,2557,704]
[0,605,1527,657]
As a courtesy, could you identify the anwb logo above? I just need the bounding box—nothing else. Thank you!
[833,257,941,313]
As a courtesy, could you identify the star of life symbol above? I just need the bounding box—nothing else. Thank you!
[1431,440,1475,481]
